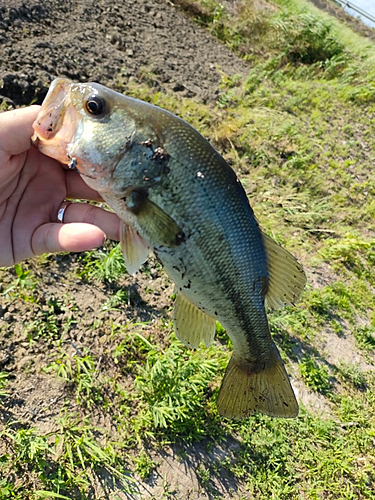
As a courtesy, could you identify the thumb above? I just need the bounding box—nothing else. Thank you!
[31,222,106,257]
[0,106,40,156]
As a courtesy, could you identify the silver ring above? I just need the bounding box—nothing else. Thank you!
[57,201,71,223]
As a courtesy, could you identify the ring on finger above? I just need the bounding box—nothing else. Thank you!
[57,200,71,223]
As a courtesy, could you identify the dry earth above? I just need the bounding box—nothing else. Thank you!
[0,0,249,106]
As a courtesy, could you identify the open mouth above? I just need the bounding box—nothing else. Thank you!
[32,78,78,164]
[32,79,72,141]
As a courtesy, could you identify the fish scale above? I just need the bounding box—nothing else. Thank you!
[32,78,306,419]
[150,130,273,360]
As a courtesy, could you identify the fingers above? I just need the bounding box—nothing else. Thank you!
[62,202,120,241]
[0,106,40,156]
[65,170,104,201]
[32,223,107,256]
[31,201,121,259]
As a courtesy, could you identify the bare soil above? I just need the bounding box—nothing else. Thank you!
[0,0,249,107]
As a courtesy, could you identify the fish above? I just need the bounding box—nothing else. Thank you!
[32,78,306,419]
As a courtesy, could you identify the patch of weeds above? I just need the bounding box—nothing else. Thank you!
[338,362,367,390]
[307,282,356,322]
[132,450,156,479]
[175,0,224,28]
[112,327,155,371]
[272,11,348,69]
[2,416,134,497]
[299,357,331,394]
[24,297,76,343]
[269,306,311,345]
[102,288,128,311]
[0,478,25,499]
[230,408,375,499]
[334,388,375,427]
[196,463,211,486]
[0,372,9,398]
[133,337,226,440]
[178,0,271,59]
[55,415,133,491]
[1,263,36,301]
[10,427,51,467]
[353,326,375,352]
[45,351,104,407]
[320,236,375,282]
[77,242,126,282]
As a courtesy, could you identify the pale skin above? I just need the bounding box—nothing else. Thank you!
[0,105,121,267]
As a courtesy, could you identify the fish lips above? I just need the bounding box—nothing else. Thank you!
[32,78,78,164]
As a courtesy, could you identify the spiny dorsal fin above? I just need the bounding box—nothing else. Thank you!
[217,354,299,419]
[262,232,306,310]
[120,221,150,275]
[173,292,216,349]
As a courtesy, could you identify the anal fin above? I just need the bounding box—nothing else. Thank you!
[120,221,150,275]
[217,354,298,419]
[173,292,216,348]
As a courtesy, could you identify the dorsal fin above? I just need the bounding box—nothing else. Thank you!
[173,292,216,348]
[262,232,306,310]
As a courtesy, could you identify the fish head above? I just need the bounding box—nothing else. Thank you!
[32,78,146,194]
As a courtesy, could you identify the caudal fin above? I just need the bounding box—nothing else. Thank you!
[217,355,298,419]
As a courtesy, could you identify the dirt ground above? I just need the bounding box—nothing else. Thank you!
[0,0,249,107]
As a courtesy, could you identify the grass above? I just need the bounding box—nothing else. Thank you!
[0,373,9,398]
[1,0,375,498]
[0,416,134,498]
[132,336,226,440]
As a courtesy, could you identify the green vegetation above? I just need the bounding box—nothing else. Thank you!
[1,0,375,498]
[77,242,126,283]
[0,372,8,398]
[299,357,331,394]
[0,418,133,498]
[132,337,226,439]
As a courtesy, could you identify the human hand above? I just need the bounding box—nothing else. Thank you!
[0,106,120,267]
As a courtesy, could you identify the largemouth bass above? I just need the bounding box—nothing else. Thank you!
[32,78,306,419]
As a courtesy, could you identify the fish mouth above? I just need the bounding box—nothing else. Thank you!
[32,78,78,164]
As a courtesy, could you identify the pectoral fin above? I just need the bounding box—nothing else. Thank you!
[127,191,184,248]
[173,292,216,348]
[262,232,306,310]
[120,221,150,275]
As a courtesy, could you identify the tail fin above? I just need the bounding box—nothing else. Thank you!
[217,355,298,419]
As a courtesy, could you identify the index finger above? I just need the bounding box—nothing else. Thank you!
[65,170,104,202]
[0,105,40,156]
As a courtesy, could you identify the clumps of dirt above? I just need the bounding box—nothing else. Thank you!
[0,0,250,107]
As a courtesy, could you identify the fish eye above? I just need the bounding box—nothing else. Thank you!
[85,95,106,117]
